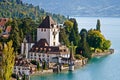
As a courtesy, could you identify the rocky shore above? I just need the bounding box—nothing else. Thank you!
[30,58,88,76]
[92,49,114,57]
[30,49,114,77]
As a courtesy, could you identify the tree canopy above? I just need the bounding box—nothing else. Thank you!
[0,40,15,80]
[87,30,111,51]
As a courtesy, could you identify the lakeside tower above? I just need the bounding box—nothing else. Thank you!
[37,16,60,46]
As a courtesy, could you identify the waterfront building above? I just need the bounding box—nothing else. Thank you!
[13,58,36,76]
[21,16,70,63]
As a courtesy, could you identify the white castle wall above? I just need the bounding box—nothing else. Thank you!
[37,25,60,46]
[21,43,34,58]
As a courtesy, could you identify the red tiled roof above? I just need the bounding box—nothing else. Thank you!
[29,39,69,54]
[0,18,9,27]
[38,16,56,28]
[5,26,11,33]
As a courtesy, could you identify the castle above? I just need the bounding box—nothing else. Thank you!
[21,16,70,63]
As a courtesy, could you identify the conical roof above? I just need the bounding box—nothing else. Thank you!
[38,16,56,28]
[69,48,75,61]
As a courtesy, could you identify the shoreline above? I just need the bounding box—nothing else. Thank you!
[30,49,114,77]
[92,49,114,57]
[30,59,88,76]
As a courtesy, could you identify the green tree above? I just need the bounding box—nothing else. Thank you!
[37,62,40,71]
[22,74,26,80]
[102,40,111,50]
[19,29,24,43]
[69,29,77,45]
[71,18,80,46]
[19,18,37,41]
[77,29,91,59]
[96,19,101,32]
[59,28,70,47]
[42,61,47,70]
[80,28,88,37]
[1,40,15,80]
[9,19,20,53]
[0,28,2,35]
[64,20,73,35]
[87,30,105,50]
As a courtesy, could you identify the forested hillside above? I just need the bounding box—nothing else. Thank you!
[0,0,66,23]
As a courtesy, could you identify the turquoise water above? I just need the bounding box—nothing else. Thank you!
[31,17,120,80]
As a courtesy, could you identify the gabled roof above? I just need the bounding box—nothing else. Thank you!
[33,39,49,47]
[29,39,69,54]
[38,16,56,28]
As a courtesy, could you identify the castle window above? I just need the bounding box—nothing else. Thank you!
[41,28,43,32]
[51,24,54,28]
[44,29,46,32]
[53,42,55,46]
[54,35,55,39]
[64,49,66,52]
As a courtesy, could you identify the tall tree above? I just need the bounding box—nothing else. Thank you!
[96,19,101,32]
[80,28,88,37]
[77,29,91,59]
[69,29,77,46]
[64,20,73,35]
[9,19,20,53]
[1,40,15,80]
[59,28,70,47]
[72,19,80,46]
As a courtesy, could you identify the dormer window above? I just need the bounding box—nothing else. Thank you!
[49,48,51,51]
[44,48,46,51]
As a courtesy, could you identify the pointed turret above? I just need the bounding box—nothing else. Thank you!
[69,42,75,61]
[68,42,76,71]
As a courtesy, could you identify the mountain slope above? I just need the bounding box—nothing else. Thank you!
[23,0,120,17]
[0,0,67,23]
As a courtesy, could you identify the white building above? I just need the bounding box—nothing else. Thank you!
[37,16,60,46]
[29,39,69,63]
[21,16,70,63]
[21,38,34,58]
[13,58,36,75]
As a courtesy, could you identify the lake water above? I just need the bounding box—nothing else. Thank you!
[30,17,120,80]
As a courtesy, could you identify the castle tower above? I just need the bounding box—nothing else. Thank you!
[37,16,60,46]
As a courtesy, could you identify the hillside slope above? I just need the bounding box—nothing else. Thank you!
[0,0,66,23]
